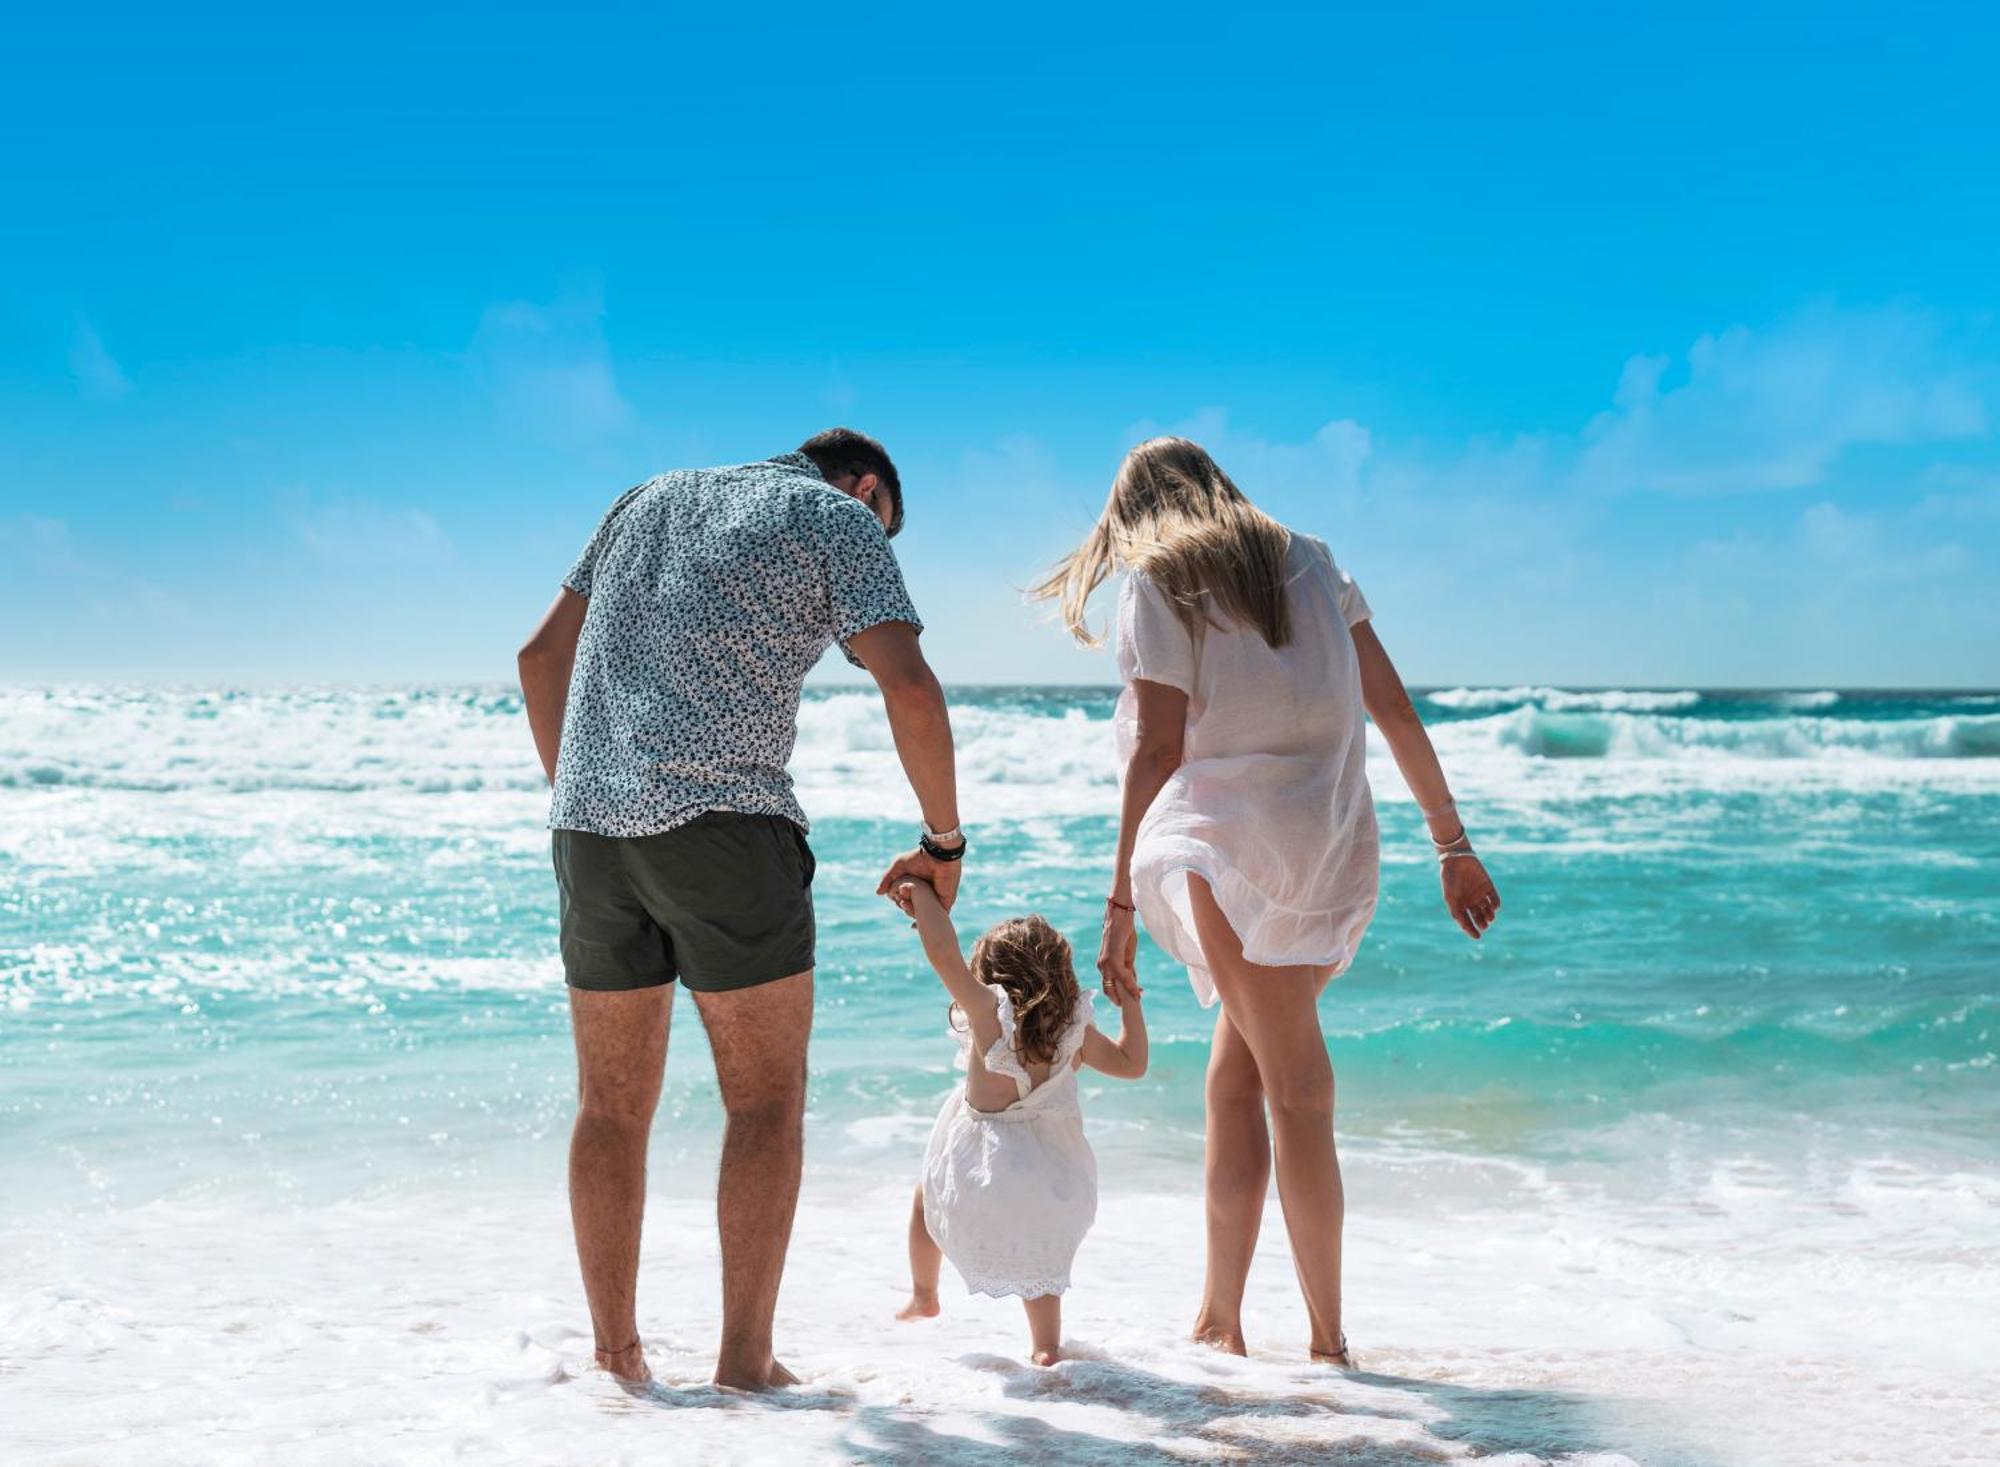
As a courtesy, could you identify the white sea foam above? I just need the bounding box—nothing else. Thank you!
[2,1168,1992,1466]
[1425,686,1704,713]
[6,691,1999,834]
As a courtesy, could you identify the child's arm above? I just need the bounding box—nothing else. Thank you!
[895,878,1002,1053]
[1079,988,1148,1079]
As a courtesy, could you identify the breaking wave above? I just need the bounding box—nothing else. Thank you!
[4,687,1999,811]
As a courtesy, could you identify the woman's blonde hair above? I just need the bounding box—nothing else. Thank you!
[1031,436,1293,649]
[953,914,1081,1068]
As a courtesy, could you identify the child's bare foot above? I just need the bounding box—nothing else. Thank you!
[594,1338,652,1384]
[896,1288,941,1321]
[1191,1314,1248,1356]
[1030,1346,1062,1367]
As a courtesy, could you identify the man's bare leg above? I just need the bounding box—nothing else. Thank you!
[568,984,673,1383]
[897,1183,943,1320]
[691,969,813,1390]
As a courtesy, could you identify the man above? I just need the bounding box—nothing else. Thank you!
[516,428,964,1390]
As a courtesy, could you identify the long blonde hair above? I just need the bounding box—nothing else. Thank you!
[1031,437,1293,648]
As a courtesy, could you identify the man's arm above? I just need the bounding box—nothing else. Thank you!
[518,589,587,784]
[848,620,965,909]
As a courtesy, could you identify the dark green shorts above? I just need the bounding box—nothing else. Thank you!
[552,813,816,993]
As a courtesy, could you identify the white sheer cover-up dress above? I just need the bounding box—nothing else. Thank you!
[921,988,1098,1299]
[1115,533,1380,1006]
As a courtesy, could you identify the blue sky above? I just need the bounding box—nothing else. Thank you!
[4,2,1998,686]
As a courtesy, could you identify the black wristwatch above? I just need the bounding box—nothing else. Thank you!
[919,822,966,862]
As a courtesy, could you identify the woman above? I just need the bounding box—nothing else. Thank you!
[1033,437,1499,1365]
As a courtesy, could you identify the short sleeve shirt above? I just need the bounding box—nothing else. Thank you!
[1114,544,1372,694]
[549,452,922,836]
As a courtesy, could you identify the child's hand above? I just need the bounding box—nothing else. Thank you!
[889,876,935,920]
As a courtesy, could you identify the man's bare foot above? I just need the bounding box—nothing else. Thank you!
[896,1289,941,1321]
[594,1339,652,1384]
[714,1354,797,1391]
[1191,1317,1248,1356]
[1030,1347,1062,1367]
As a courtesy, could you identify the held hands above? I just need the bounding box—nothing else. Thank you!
[878,847,962,911]
[1097,901,1143,1004]
[887,875,952,940]
[887,874,930,919]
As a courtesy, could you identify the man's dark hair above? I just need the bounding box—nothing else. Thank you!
[798,427,904,538]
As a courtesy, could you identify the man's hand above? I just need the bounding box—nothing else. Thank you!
[878,848,962,911]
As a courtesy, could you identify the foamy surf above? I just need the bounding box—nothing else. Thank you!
[4,1181,1993,1466]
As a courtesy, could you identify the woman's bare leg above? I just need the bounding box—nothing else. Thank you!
[1191,1008,1268,1354]
[1023,1294,1063,1366]
[897,1183,943,1320]
[1187,876,1346,1359]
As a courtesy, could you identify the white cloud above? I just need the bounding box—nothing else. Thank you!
[68,321,131,401]
[1123,408,1374,505]
[1097,300,2000,683]
[1577,301,1987,494]
[0,514,192,632]
[472,288,630,447]
[0,513,88,576]
[285,493,456,569]
[1913,466,2000,523]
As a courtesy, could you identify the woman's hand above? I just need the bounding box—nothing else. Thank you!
[1098,902,1142,1002]
[1440,855,1500,939]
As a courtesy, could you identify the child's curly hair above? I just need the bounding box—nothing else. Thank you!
[954,914,1082,1067]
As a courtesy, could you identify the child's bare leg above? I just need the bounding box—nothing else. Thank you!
[897,1184,942,1320]
[1024,1294,1062,1366]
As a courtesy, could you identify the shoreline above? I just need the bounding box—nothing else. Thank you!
[6,1179,1994,1465]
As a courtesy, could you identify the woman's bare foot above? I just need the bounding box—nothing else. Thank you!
[896,1288,941,1321]
[1030,1346,1062,1367]
[1309,1333,1353,1369]
[1191,1315,1248,1356]
[714,1354,797,1391]
[594,1339,652,1384]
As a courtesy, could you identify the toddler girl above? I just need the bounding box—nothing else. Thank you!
[890,877,1148,1365]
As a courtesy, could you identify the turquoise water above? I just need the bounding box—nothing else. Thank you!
[5,684,1996,1213]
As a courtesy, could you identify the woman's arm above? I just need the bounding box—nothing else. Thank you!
[894,878,1001,1050]
[1079,990,1149,1079]
[1100,678,1188,1000]
[1352,620,1501,939]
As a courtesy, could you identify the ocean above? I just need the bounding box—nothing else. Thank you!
[3,684,1996,1465]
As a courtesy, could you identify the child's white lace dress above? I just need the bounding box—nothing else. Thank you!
[921,987,1098,1299]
